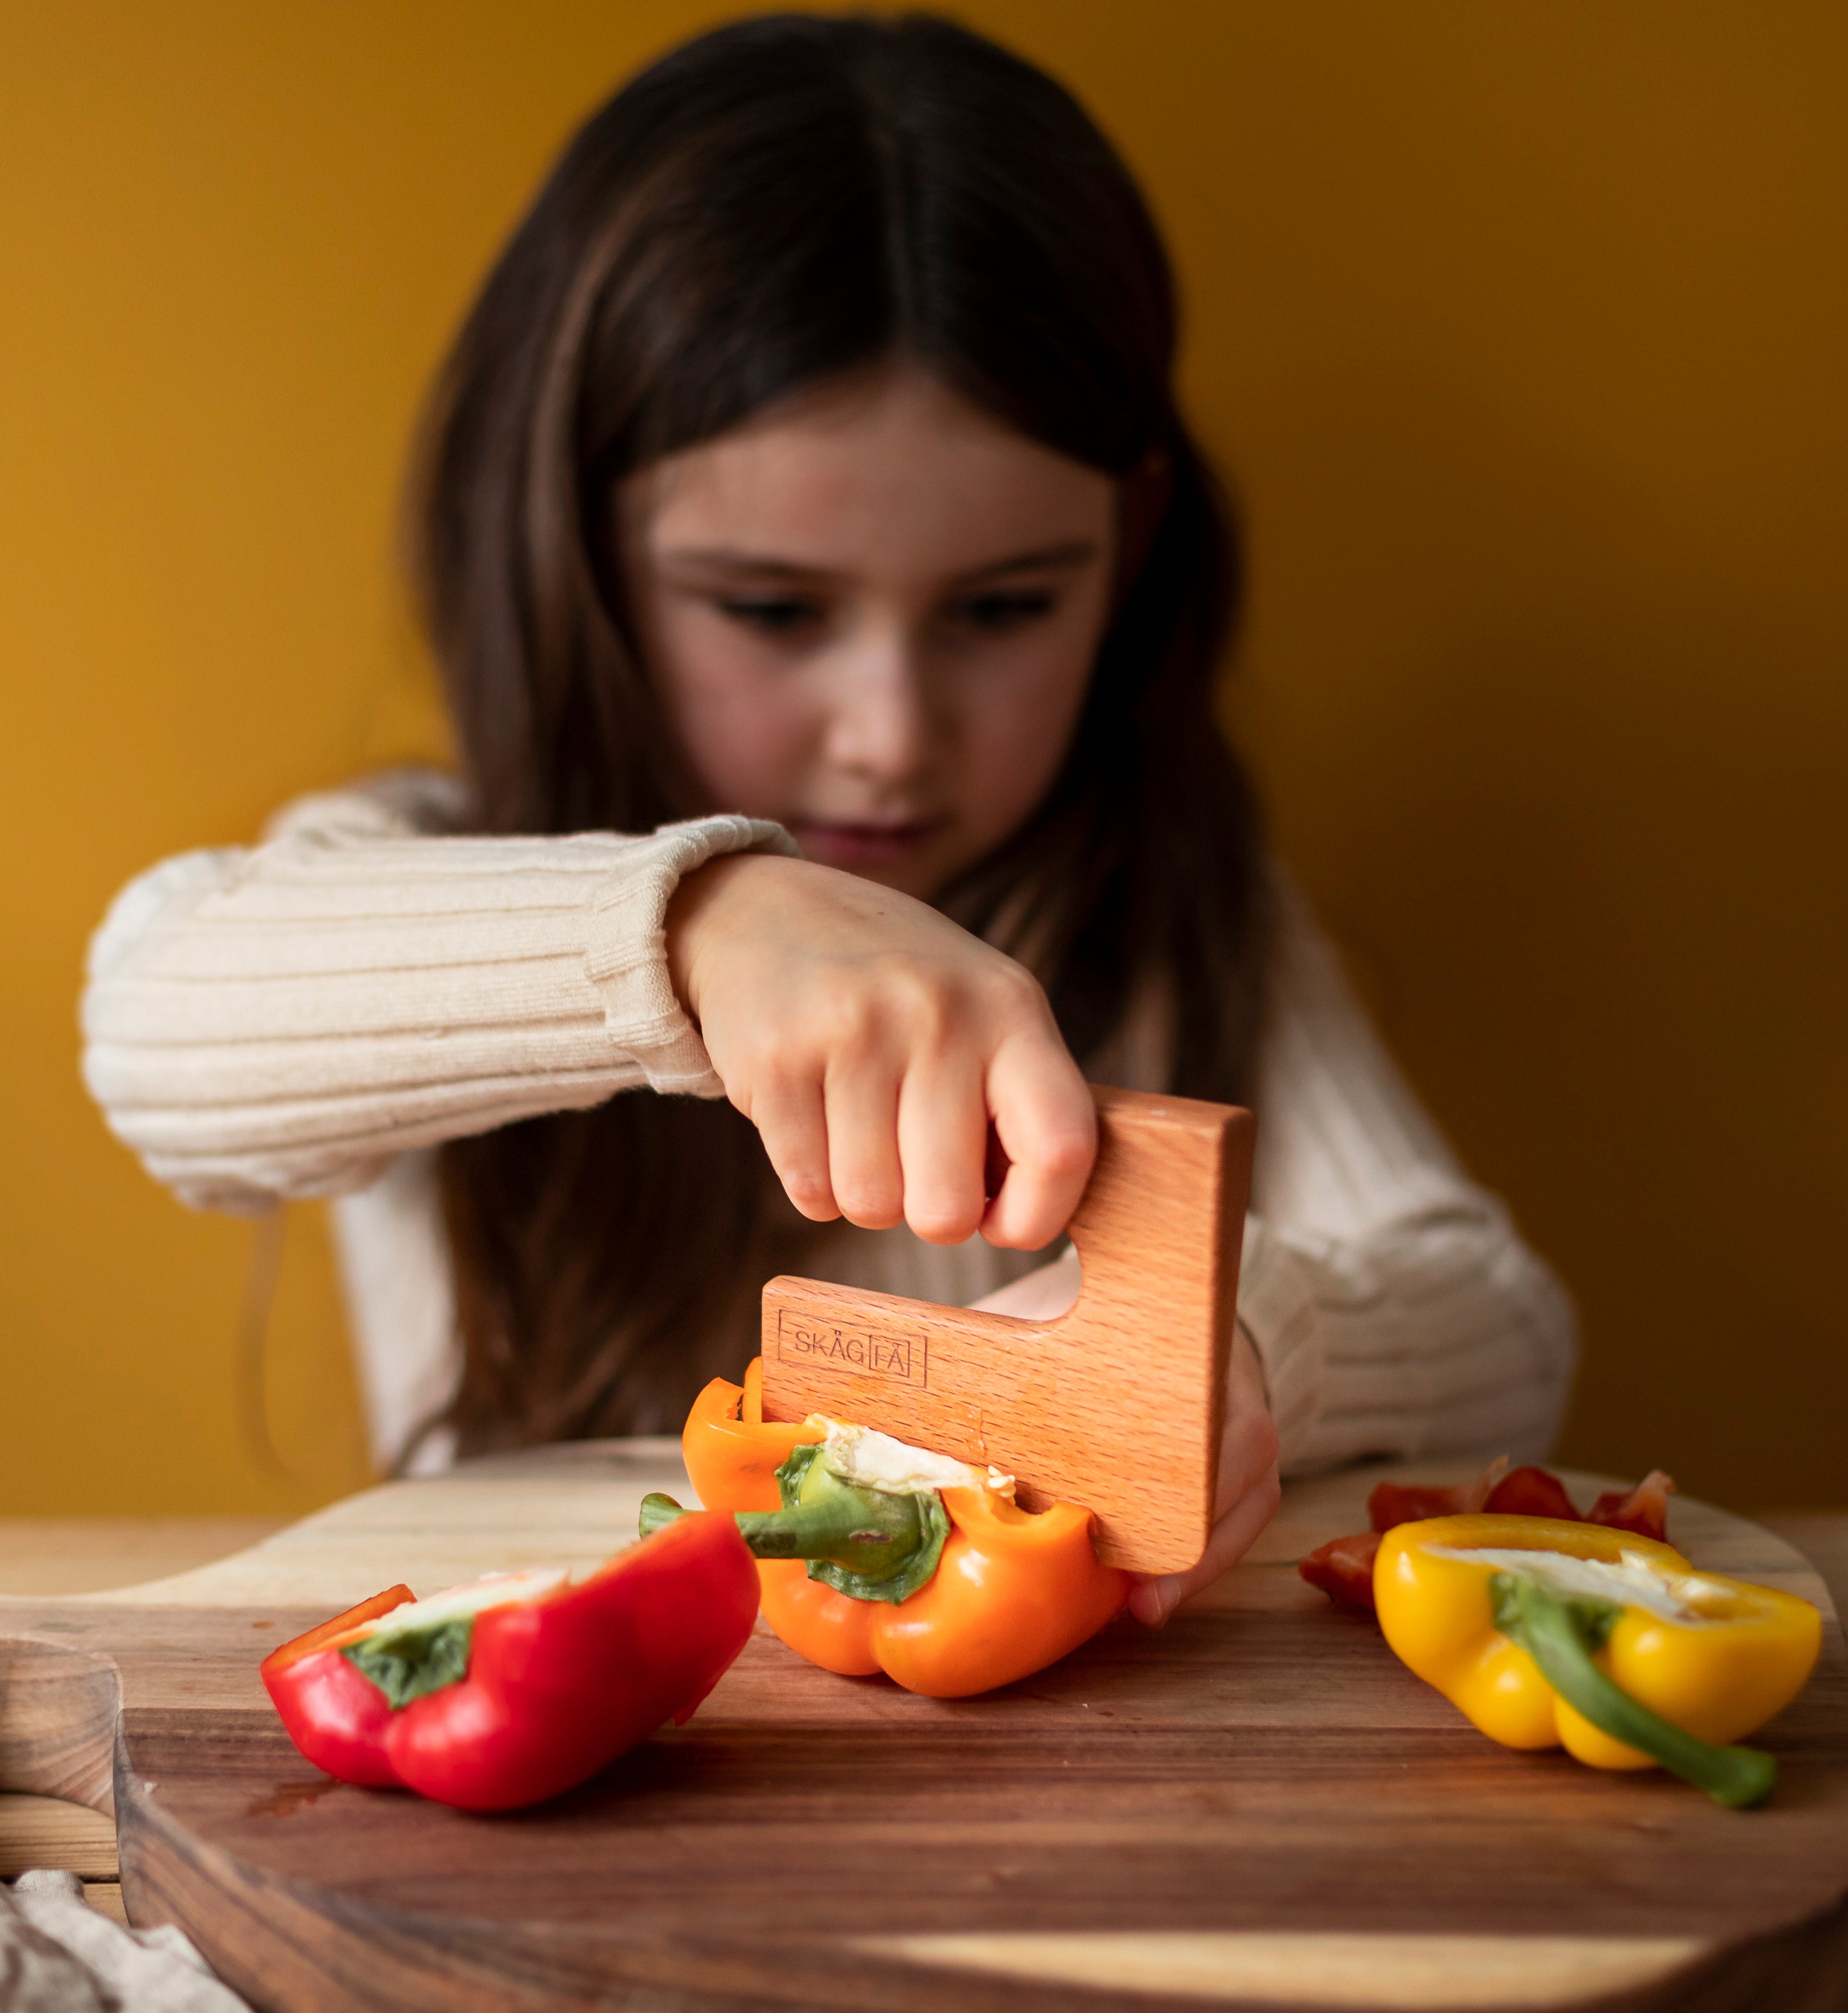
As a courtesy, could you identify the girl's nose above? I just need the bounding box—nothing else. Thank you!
[822,622,936,784]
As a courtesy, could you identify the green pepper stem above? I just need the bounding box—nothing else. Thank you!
[640,1453,949,1605]
[1492,1572,1776,1810]
[639,1493,692,1541]
[639,1489,916,1564]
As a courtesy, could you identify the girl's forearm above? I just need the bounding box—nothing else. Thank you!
[81,782,795,1209]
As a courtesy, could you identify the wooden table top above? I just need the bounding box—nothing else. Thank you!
[3,1489,1844,2005]
[3,1506,1842,1618]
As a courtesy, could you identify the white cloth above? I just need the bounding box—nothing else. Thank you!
[82,773,1576,1475]
[1,1871,248,2013]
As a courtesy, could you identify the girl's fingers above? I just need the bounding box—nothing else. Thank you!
[896,1057,989,1245]
[1129,1322,1281,1626]
[823,1064,905,1230]
[978,1032,1096,1249]
[1213,1322,1279,1517]
[1127,1461,1281,1627]
[681,858,1093,1248]
[748,1078,840,1223]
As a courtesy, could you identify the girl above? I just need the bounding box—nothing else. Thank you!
[81,13,1574,1625]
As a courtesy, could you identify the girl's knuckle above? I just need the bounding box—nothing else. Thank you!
[880,955,958,1038]
[841,1191,903,1232]
[911,1198,979,1245]
[774,1156,829,1204]
[1039,1126,1095,1182]
[815,999,880,1069]
[983,962,1044,1019]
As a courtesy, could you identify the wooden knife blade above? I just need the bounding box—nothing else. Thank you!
[758,1085,1253,1573]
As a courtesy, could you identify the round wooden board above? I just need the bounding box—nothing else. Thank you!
[2,1444,1844,2013]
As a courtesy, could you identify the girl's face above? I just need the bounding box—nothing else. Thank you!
[620,364,1116,901]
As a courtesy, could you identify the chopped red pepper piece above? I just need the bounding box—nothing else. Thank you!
[1482,1465,1580,1522]
[1300,1459,1676,1615]
[1296,1530,1381,1611]
[261,1511,758,1811]
[1366,1457,1508,1533]
[1584,1469,1676,1539]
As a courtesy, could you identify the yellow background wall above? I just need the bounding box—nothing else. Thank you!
[2,4,1842,1517]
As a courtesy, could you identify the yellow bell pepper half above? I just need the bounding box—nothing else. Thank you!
[1374,1514,1821,1808]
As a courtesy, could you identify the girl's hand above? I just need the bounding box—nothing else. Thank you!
[666,853,1096,1250]
[975,1259,1281,1620]
[1127,1320,1279,1624]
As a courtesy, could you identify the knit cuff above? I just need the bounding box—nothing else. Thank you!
[583,815,802,1095]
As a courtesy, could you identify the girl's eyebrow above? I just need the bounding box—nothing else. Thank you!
[654,548,839,582]
[955,539,1100,582]
[654,538,1101,584]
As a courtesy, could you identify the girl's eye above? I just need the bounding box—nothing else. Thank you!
[717,594,823,636]
[951,588,1056,633]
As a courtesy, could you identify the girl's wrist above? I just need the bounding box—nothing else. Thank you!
[664,852,768,1021]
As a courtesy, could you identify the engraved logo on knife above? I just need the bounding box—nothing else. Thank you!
[775,1311,928,1387]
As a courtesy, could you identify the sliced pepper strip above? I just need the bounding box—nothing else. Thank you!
[261,1511,758,1811]
[680,1364,1128,1698]
[261,1584,415,1672]
[1374,1513,1821,1805]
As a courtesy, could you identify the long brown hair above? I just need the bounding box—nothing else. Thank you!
[412,12,1270,1455]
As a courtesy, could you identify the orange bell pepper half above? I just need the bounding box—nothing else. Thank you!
[669,1359,1127,1699]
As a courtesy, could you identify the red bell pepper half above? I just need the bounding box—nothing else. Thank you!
[261,1509,758,1812]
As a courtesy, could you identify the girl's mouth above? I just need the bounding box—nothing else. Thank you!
[792,818,950,868]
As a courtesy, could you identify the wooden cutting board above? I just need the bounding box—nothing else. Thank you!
[2,1448,1844,2013]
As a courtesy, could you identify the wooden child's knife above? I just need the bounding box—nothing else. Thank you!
[759,1085,1253,1573]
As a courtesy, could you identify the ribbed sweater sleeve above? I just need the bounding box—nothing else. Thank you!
[80,773,800,1212]
[1240,881,1578,1474]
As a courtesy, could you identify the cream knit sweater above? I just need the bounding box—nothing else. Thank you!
[82,771,1575,1475]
